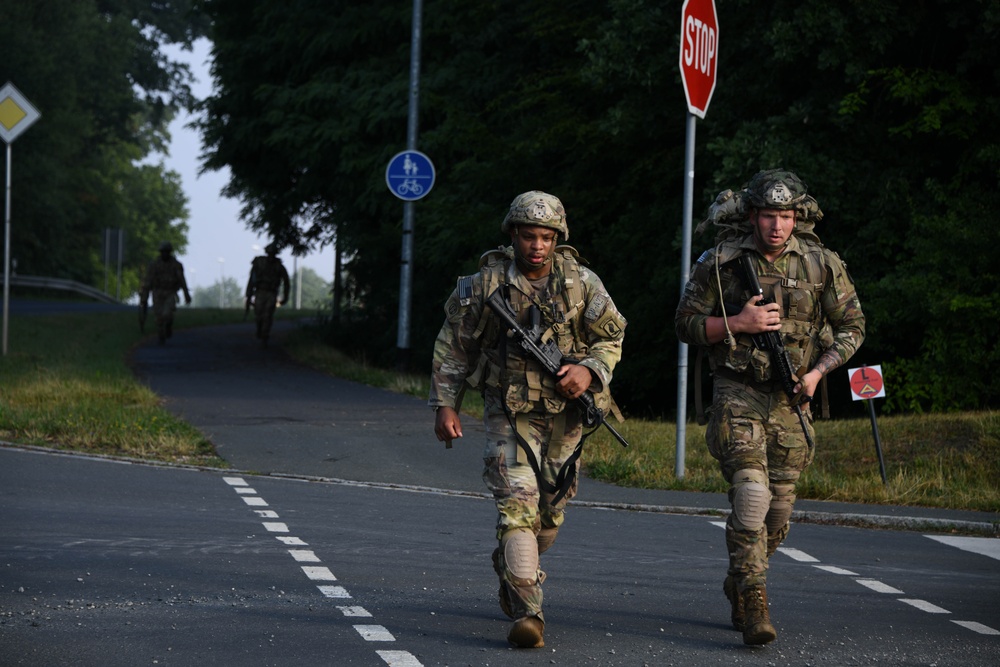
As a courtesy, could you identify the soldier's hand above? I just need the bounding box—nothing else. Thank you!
[434,407,462,448]
[737,295,781,334]
[184,293,192,305]
[556,364,594,400]
[794,368,822,403]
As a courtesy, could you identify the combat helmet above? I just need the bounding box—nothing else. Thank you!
[695,168,824,243]
[742,169,809,210]
[501,191,568,241]
[159,241,173,253]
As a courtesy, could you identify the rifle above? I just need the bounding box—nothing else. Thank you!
[737,254,816,449]
[243,295,252,321]
[139,301,147,333]
[485,287,629,448]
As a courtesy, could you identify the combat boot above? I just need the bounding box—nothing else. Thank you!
[507,615,544,648]
[723,575,745,631]
[741,585,777,645]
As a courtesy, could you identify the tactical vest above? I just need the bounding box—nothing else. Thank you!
[465,245,591,415]
[148,259,183,292]
[711,238,831,384]
[251,256,285,292]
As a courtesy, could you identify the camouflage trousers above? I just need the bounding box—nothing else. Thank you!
[481,388,583,620]
[706,377,815,591]
[252,289,279,341]
[150,290,178,342]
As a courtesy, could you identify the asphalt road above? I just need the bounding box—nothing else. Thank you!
[1,317,998,666]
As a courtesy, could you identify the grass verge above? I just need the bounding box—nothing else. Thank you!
[283,326,999,513]
[1,306,997,513]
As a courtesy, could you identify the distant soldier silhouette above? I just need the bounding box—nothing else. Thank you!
[139,242,192,345]
[245,243,290,347]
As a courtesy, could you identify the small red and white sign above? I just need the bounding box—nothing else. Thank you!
[848,365,885,401]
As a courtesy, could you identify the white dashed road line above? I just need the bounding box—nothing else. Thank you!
[776,547,819,562]
[925,535,1000,561]
[953,621,1000,636]
[855,578,904,594]
[899,599,950,613]
[377,650,425,667]
[223,476,423,666]
[710,520,999,637]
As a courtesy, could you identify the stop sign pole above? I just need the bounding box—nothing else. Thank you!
[675,0,718,478]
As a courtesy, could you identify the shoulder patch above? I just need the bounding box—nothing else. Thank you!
[457,275,474,306]
[584,293,610,321]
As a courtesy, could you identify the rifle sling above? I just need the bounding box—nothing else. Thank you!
[502,406,590,507]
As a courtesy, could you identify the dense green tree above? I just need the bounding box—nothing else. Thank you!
[198,0,1000,414]
[1,0,207,296]
[192,276,242,309]
[291,266,333,311]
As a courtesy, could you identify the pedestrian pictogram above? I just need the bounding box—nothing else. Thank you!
[385,150,435,202]
[849,365,885,401]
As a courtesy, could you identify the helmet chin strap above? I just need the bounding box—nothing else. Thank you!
[513,246,552,273]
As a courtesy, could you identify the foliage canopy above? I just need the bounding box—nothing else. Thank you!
[1,0,208,296]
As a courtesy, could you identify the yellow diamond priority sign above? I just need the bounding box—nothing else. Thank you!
[0,82,41,144]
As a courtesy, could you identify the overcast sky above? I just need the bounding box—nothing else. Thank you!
[158,39,335,290]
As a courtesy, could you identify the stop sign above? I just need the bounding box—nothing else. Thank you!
[679,0,719,118]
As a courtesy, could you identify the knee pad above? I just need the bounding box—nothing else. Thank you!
[730,468,771,532]
[501,528,539,586]
[765,483,796,535]
[536,527,558,555]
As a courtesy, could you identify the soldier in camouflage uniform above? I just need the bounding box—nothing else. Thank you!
[675,169,865,645]
[139,242,192,345]
[245,243,290,347]
[430,191,626,649]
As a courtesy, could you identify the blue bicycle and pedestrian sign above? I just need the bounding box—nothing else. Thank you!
[385,150,435,201]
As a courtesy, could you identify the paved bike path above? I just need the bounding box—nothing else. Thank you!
[129,320,999,535]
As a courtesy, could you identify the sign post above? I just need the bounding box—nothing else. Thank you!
[848,364,888,484]
[1,82,42,356]
[390,0,430,371]
[675,0,718,478]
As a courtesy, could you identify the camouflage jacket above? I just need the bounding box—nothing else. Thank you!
[674,234,865,384]
[429,246,626,415]
[247,256,290,295]
[141,257,188,298]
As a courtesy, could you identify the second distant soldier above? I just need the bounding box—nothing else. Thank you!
[245,243,290,347]
[140,241,192,344]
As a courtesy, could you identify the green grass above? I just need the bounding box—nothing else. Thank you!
[578,411,1000,513]
[1,305,997,514]
[284,327,999,514]
[0,306,273,466]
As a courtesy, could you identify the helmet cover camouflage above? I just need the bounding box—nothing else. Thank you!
[501,191,569,240]
[742,169,809,210]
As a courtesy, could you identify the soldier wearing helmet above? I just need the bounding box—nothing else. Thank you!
[430,191,627,648]
[245,242,290,347]
[139,240,192,344]
[675,169,865,645]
